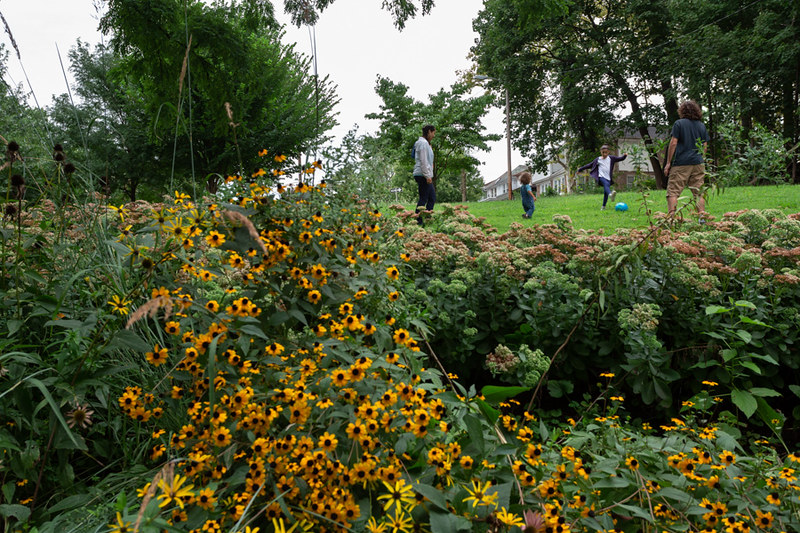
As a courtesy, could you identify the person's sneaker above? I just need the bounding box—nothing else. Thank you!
[609,190,617,202]
[600,206,606,211]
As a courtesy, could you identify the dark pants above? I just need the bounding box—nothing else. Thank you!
[599,177,612,206]
[414,175,435,225]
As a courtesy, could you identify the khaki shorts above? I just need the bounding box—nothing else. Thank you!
[667,164,705,197]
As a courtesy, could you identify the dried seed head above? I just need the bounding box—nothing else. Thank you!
[4,204,17,217]
[7,141,19,153]
[54,152,65,162]
[10,174,24,187]
[54,143,64,152]
[63,162,76,174]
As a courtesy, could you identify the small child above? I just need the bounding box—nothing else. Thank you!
[519,171,537,219]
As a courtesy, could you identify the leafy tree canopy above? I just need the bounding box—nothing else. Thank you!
[282,0,434,29]
[364,76,500,203]
[93,0,337,199]
[472,0,800,185]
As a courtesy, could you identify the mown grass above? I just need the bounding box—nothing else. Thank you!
[440,184,800,233]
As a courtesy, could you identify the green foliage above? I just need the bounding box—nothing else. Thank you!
[394,203,800,425]
[472,0,800,184]
[92,0,337,198]
[364,78,501,203]
[283,0,434,29]
[715,123,791,186]
[3,143,800,532]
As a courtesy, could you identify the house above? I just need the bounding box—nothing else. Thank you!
[550,127,662,191]
[482,127,663,199]
[481,164,545,201]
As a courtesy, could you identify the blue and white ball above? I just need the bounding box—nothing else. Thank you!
[614,202,629,212]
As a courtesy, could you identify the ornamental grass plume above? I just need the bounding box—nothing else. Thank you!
[223,209,267,254]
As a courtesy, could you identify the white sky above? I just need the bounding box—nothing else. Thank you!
[0,0,523,182]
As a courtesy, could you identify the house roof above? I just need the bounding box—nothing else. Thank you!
[483,164,529,190]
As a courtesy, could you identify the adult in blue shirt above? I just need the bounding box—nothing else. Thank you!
[664,100,709,218]
[577,145,627,210]
[413,125,436,225]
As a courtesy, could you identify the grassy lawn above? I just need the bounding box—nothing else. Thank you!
[437,184,800,233]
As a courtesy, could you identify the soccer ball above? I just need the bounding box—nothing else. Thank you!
[614,202,629,212]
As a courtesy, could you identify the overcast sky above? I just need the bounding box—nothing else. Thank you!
[0,0,523,182]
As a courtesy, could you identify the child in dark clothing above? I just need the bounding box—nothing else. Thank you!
[519,171,537,219]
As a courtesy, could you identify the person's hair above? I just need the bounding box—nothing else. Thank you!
[422,125,436,137]
[678,100,703,120]
[519,171,532,185]
[600,144,610,151]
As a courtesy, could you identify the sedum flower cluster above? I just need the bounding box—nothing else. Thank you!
[486,344,550,388]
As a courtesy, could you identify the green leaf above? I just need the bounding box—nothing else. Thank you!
[734,300,756,309]
[480,385,530,404]
[0,504,31,522]
[705,305,731,315]
[43,319,84,329]
[739,316,769,327]
[740,361,762,375]
[430,511,472,532]
[735,329,752,344]
[474,399,500,426]
[268,311,289,326]
[414,483,449,512]
[731,389,757,418]
[27,378,86,451]
[593,476,632,489]
[109,329,152,352]
[48,493,92,513]
[749,387,781,398]
[657,486,692,503]
[7,319,22,336]
[616,503,655,522]
[239,324,269,340]
[547,380,573,398]
[789,385,800,398]
[463,413,486,455]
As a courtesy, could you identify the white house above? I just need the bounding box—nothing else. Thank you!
[488,127,663,198]
[481,164,546,201]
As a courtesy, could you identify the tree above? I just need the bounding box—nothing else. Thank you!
[473,0,678,187]
[282,0,434,29]
[96,0,338,197]
[364,77,500,203]
[472,0,800,186]
[47,41,171,202]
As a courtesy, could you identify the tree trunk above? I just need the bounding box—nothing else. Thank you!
[609,72,668,189]
[460,170,466,202]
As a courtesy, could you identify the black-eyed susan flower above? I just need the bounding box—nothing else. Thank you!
[463,479,499,509]
[196,487,216,510]
[265,343,284,356]
[720,450,736,466]
[205,231,226,247]
[211,426,232,447]
[107,512,133,533]
[376,479,415,513]
[108,294,131,315]
[145,345,168,367]
[156,474,195,509]
[386,266,399,280]
[307,290,322,304]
